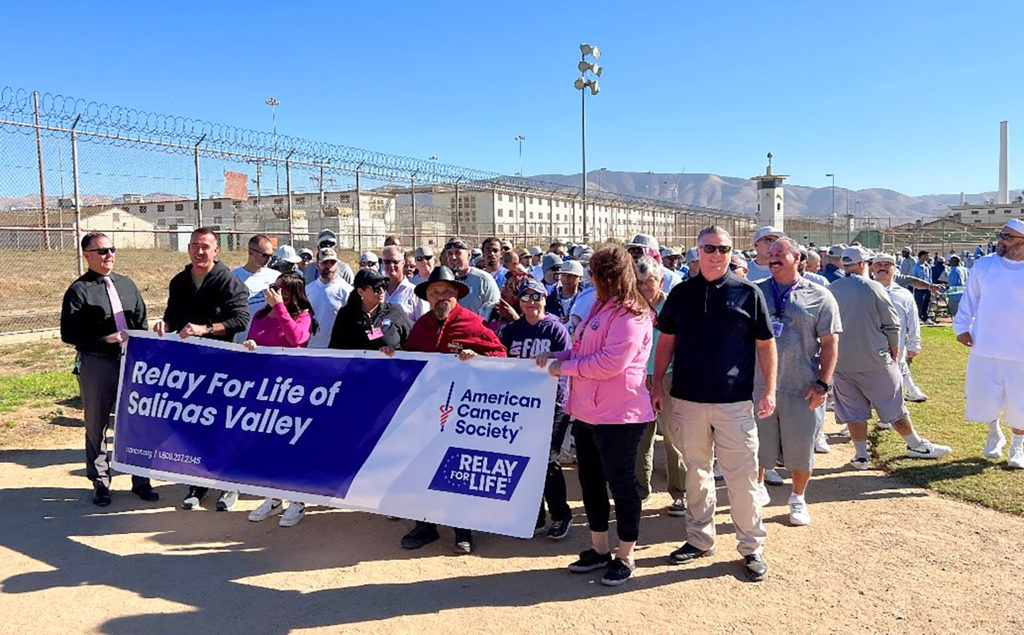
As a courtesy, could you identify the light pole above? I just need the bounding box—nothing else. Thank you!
[575,42,601,243]
[514,135,526,176]
[266,97,280,194]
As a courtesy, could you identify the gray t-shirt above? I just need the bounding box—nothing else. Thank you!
[456,266,500,318]
[754,277,842,395]
[747,260,772,282]
[828,273,901,373]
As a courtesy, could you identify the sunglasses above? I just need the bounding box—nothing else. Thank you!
[626,246,645,254]
[415,255,433,262]
[700,244,732,255]
[250,248,273,259]
[368,283,387,293]
[996,231,1021,240]
[85,246,116,255]
[360,262,378,267]
[520,292,544,302]
[319,241,337,248]
[381,258,401,265]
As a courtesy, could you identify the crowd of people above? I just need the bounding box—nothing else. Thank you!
[59,217,1024,586]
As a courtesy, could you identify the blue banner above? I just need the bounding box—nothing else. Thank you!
[112,332,557,538]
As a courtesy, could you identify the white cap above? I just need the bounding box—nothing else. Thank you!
[273,245,302,264]
[871,252,897,264]
[359,251,379,264]
[627,234,659,250]
[841,246,870,265]
[754,226,784,242]
[528,246,543,256]
[1004,218,1024,235]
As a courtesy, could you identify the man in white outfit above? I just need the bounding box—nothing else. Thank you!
[869,254,928,409]
[953,219,1024,466]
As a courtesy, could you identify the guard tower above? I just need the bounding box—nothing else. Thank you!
[751,153,788,230]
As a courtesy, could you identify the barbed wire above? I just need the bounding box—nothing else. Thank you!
[0,86,751,221]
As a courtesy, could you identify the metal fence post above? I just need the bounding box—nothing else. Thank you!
[32,91,50,249]
[193,134,206,227]
[286,149,295,244]
[355,164,363,254]
[454,179,461,238]
[410,173,417,246]
[70,115,83,276]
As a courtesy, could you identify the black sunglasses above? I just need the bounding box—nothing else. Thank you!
[85,246,116,255]
[700,244,732,255]
[520,292,544,302]
[415,255,433,262]
[250,247,273,259]
[626,246,645,254]
[996,231,1021,240]
[381,258,401,265]
[366,283,387,292]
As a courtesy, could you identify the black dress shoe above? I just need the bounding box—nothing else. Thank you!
[92,485,112,507]
[131,483,160,502]
[668,542,715,564]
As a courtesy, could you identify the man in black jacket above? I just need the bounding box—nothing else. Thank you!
[154,227,248,510]
[60,232,159,506]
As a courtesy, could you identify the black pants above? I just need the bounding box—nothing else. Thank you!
[913,288,931,322]
[413,521,472,542]
[573,420,647,543]
[78,354,149,490]
[539,412,572,522]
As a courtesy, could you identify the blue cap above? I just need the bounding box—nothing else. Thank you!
[518,277,548,296]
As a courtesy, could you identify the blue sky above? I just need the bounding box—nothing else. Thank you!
[2,0,1023,195]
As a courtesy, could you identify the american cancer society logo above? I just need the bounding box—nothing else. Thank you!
[436,381,544,444]
[428,447,529,501]
[438,381,455,430]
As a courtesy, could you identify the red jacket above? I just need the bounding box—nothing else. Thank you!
[406,304,507,357]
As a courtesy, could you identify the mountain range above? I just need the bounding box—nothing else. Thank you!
[531,171,1024,223]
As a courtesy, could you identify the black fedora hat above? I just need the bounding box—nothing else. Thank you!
[414,265,470,300]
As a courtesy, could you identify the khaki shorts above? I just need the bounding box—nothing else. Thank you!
[755,391,818,472]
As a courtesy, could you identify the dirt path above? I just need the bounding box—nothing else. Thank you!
[0,413,1021,634]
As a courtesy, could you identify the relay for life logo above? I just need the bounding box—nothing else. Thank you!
[428,447,529,500]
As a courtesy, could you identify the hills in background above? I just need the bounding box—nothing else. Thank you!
[3,171,1022,223]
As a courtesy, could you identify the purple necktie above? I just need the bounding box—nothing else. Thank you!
[103,276,129,332]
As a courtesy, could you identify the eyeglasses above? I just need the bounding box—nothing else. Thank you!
[700,244,732,254]
[520,292,544,302]
[250,248,273,259]
[626,246,645,255]
[85,246,116,255]
[368,283,387,293]
[996,231,1022,240]
[415,255,433,262]
[381,258,401,265]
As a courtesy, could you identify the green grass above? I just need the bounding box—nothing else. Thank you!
[0,340,78,412]
[872,327,1024,515]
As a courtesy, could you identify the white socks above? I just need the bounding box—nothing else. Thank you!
[902,431,924,449]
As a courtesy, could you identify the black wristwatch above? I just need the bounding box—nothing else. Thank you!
[815,379,832,393]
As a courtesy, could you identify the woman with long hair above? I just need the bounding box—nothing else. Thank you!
[534,246,655,586]
[242,272,315,527]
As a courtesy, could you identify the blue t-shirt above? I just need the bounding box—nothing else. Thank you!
[500,314,571,409]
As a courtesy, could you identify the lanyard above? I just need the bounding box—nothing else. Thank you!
[559,290,579,317]
[769,277,802,319]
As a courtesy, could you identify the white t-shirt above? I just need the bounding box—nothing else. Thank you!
[570,285,598,326]
[305,277,353,349]
[953,253,1024,361]
[232,266,280,342]
[386,277,429,323]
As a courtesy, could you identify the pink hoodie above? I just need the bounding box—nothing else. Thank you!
[555,296,655,425]
[247,303,312,348]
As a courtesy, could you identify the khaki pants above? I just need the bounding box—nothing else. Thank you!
[636,373,685,500]
[668,397,766,557]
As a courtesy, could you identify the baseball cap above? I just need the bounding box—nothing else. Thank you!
[317,247,338,263]
[528,246,543,256]
[274,245,302,264]
[871,252,897,265]
[1004,218,1024,235]
[841,246,870,265]
[828,244,847,258]
[754,226,784,242]
[660,246,681,258]
[542,253,563,272]
[577,247,594,264]
[359,251,379,265]
[414,245,434,258]
[297,248,314,261]
[353,268,388,288]
[316,229,337,245]
[471,248,482,258]
[518,277,548,297]
[686,247,700,263]
[560,260,584,277]
[626,234,659,250]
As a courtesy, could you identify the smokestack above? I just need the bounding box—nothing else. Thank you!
[999,120,1009,205]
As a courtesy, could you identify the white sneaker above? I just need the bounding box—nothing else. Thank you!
[216,490,238,511]
[849,455,871,470]
[814,432,831,454]
[279,502,306,527]
[905,388,929,403]
[1008,443,1024,469]
[788,497,811,526]
[763,468,784,486]
[985,426,1006,459]
[755,482,771,507]
[905,439,952,460]
[248,498,283,522]
[876,420,893,430]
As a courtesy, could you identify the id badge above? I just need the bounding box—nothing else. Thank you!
[367,327,384,340]
[771,320,784,338]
